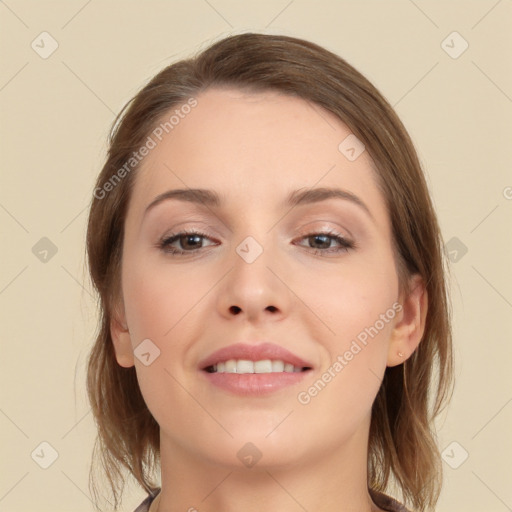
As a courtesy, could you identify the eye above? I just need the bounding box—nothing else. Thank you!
[158,230,218,255]
[294,230,356,256]
[157,229,356,257]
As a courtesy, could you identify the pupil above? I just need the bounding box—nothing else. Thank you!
[310,234,330,249]
[182,234,201,249]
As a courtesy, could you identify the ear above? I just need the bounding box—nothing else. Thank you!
[387,274,428,367]
[110,300,135,368]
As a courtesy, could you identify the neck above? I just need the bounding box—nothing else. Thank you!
[155,417,383,512]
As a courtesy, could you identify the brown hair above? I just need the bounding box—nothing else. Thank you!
[86,32,454,511]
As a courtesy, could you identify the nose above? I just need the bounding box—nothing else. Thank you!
[216,238,292,324]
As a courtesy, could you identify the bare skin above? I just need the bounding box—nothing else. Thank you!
[111,87,427,512]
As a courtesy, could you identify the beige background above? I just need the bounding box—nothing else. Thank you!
[1,1,511,511]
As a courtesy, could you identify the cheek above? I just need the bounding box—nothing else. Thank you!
[121,253,209,344]
[120,254,209,435]
[292,254,398,426]
[293,249,399,344]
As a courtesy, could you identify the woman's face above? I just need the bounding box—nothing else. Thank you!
[113,87,410,469]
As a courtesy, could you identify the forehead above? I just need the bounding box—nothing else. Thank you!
[128,87,388,227]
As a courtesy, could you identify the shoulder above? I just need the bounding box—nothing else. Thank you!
[369,488,413,512]
[133,488,161,512]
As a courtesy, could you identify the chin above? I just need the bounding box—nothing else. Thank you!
[198,428,311,469]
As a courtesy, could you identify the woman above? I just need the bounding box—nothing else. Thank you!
[86,33,454,512]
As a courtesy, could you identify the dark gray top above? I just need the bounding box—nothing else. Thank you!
[134,488,412,511]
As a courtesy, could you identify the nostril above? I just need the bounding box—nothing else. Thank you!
[229,305,242,314]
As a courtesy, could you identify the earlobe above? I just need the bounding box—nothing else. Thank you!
[110,303,135,368]
[387,274,428,367]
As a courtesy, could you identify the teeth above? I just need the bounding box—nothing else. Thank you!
[225,360,237,373]
[272,360,284,372]
[284,363,295,373]
[254,360,272,373]
[211,359,305,374]
[237,360,254,374]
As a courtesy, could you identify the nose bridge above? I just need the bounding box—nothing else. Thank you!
[230,230,276,294]
[229,204,277,267]
[216,226,288,321]
[235,234,267,266]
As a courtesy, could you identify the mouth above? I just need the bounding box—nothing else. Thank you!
[203,359,312,374]
[199,342,314,396]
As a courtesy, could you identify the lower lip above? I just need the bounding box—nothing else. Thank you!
[202,371,310,396]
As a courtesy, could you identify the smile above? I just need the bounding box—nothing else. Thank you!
[205,359,310,374]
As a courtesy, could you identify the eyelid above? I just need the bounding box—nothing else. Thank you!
[159,228,218,246]
[292,228,355,251]
[293,220,353,239]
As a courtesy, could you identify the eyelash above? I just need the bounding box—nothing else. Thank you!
[158,229,356,257]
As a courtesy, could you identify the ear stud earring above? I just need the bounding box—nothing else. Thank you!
[397,351,404,357]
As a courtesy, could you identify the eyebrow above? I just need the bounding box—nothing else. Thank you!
[144,187,375,222]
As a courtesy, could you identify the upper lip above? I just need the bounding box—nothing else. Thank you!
[199,342,313,370]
